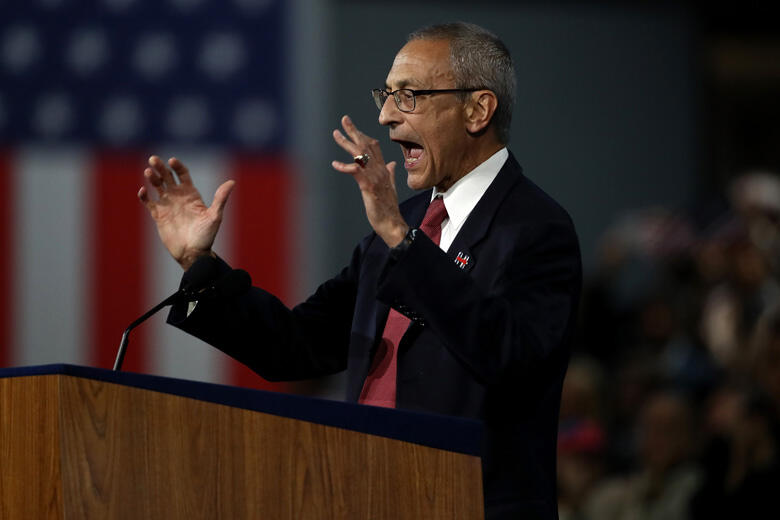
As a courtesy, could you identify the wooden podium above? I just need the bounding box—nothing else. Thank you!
[0,365,483,519]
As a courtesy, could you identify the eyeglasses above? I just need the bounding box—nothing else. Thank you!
[372,88,480,113]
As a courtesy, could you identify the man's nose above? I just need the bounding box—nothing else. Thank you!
[378,95,402,126]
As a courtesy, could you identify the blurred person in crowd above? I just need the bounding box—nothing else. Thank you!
[557,356,608,520]
[728,170,780,268]
[693,233,730,288]
[586,390,702,520]
[559,356,606,425]
[749,304,780,413]
[601,350,661,474]
[690,382,780,519]
[639,288,719,399]
[557,418,607,520]
[698,230,778,372]
[698,170,780,372]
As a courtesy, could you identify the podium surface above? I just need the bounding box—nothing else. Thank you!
[0,364,483,519]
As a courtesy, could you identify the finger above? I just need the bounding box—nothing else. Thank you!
[144,167,165,196]
[144,166,162,184]
[138,185,150,204]
[147,156,170,187]
[138,186,156,214]
[148,155,176,186]
[341,115,367,144]
[386,161,397,190]
[331,160,361,175]
[168,157,193,186]
[332,129,362,157]
[209,179,235,216]
[340,115,384,163]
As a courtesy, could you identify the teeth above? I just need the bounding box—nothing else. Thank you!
[399,141,422,165]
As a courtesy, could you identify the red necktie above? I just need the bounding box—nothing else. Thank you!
[359,197,448,407]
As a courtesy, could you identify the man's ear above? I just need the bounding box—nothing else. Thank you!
[464,90,498,135]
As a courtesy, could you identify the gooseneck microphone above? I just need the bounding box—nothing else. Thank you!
[112,255,251,371]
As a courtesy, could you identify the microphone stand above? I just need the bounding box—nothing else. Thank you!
[112,254,220,372]
[113,294,177,371]
[111,256,250,372]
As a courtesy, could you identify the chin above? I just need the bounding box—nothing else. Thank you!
[406,172,432,191]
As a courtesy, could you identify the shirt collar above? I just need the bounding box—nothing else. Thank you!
[432,147,509,229]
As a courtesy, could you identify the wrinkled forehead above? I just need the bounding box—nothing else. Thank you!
[384,39,455,90]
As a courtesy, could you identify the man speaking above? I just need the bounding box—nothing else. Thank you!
[138,22,581,520]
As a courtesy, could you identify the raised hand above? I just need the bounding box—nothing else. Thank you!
[331,115,409,247]
[138,156,235,270]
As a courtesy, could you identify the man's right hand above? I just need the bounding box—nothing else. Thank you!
[138,155,235,270]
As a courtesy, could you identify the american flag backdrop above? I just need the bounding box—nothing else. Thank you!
[0,0,296,390]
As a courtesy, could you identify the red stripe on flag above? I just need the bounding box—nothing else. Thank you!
[89,152,149,372]
[0,150,13,368]
[228,154,295,391]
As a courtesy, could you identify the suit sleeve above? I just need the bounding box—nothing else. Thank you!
[376,217,581,385]
[166,236,373,381]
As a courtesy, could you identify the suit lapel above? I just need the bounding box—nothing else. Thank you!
[444,153,523,272]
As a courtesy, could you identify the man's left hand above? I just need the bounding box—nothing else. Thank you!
[332,115,409,248]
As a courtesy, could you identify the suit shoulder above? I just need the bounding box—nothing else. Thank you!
[498,153,574,225]
[507,170,575,227]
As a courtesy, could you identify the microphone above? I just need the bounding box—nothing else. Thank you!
[112,255,250,371]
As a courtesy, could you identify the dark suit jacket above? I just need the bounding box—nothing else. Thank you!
[169,152,582,519]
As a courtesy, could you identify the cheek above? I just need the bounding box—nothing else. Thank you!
[423,125,458,165]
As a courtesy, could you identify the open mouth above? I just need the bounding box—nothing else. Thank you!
[396,139,424,168]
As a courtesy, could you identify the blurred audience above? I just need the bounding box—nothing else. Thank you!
[690,382,780,518]
[560,169,780,518]
[558,416,606,520]
[558,357,608,520]
[586,391,701,520]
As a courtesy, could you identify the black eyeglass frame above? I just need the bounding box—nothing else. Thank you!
[372,88,481,113]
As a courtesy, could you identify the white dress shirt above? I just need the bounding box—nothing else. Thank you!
[431,147,508,252]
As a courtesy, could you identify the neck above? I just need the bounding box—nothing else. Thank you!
[435,139,505,192]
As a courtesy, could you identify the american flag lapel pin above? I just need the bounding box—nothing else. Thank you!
[454,251,470,269]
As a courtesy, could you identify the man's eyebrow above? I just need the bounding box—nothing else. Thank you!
[385,79,419,90]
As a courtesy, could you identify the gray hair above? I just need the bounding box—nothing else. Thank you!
[408,22,516,144]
